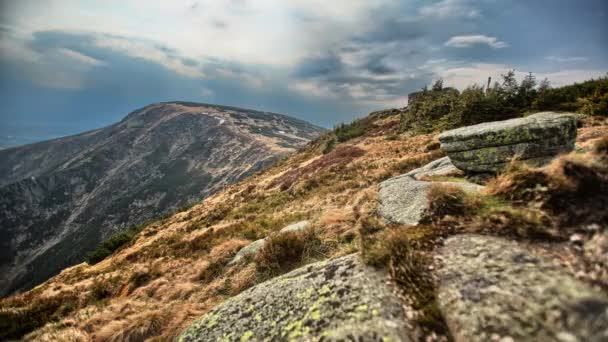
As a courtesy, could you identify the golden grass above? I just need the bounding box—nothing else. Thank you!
[4,114,605,341]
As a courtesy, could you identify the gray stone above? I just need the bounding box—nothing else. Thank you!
[228,238,265,265]
[228,221,312,265]
[437,234,608,342]
[379,176,482,226]
[438,112,577,172]
[280,220,311,233]
[404,156,462,180]
[179,254,410,341]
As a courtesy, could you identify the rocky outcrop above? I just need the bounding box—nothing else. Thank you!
[379,158,481,225]
[180,254,410,341]
[438,112,577,172]
[0,103,325,298]
[437,234,608,342]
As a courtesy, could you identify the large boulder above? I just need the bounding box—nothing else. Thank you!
[379,158,482,225]
[438,112,577,172]
[179,254,410,341]
[437,234,608,342]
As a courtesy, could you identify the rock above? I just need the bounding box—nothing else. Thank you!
[404,156,463,180]
[379,175,482,226]
[229,221,313,265]
[280,220,311,233]
[438,112,577,172]
[437,234,608,342]
[179,254,410,341]
[228,238,265,265]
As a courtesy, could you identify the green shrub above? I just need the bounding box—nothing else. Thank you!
[401,75,608,134]
[334,122,366,142]
[85,222,149,265]
[579,90,608,116]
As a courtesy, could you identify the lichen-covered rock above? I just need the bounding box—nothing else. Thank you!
[179,254,410,341]
[438,112,577,172]
[379,175,482,226]
[437,234,608,342]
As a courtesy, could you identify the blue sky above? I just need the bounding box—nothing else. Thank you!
[0,0,607,147]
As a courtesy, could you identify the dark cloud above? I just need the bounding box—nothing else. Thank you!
[293,54,343,78]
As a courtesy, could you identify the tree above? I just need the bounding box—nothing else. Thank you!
[519,72,538,108]
[538,78,550,93]
[432,79,444,91]
[501,70,519,97]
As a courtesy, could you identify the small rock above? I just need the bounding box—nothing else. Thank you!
[279,220,311,233]
[379,176,482,226]
[228,238,266,265]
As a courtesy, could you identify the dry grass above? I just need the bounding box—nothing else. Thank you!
[4,112,604,341]
[486,142,608,229]
[255,227,327,279]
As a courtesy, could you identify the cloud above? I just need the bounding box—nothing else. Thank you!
[419,0,481,19]
[422,60,607,90]
[1,0,607,138]
[445,35,508,49]
[57,48,106,67]
[545,56,589,63]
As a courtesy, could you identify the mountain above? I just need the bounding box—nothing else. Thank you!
[2,78,607,341]
[0,101,325,298]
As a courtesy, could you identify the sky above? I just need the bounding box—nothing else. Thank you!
[0,0,607,147]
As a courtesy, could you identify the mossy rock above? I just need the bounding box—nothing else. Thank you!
[438,112,577,172]
[179,254,410,341]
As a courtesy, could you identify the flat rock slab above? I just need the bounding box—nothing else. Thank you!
[437,234,608,342]
[179,254,410,341]
[438,112,577,152]
[379,176,482,226]
[438,112,577,172]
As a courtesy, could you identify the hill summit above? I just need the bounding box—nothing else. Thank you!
[0,102,325,298]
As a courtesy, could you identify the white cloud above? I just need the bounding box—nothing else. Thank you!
[1,0,386,68]
[422,61,606,90]
[445,35,508,49]
[0,34,103,89]
[57,48,106,67]
[419,0,480,19]
[545,56,589,63]
[92,35,204,78]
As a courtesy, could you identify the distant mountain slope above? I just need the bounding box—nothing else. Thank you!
[0,102,325,297]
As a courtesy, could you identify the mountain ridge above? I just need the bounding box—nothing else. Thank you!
[0,102,325,298]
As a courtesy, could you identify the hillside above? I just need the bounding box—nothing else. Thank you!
[0,102,325,298]
[1,78,607,341]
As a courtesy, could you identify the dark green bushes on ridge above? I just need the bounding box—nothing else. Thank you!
[401,73,608,134]
[85,221,151,265]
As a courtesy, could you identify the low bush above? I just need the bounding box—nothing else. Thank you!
[255,228,325,279]
[85,223,149,265]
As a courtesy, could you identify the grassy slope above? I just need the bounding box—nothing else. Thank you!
[1,109,607,341]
